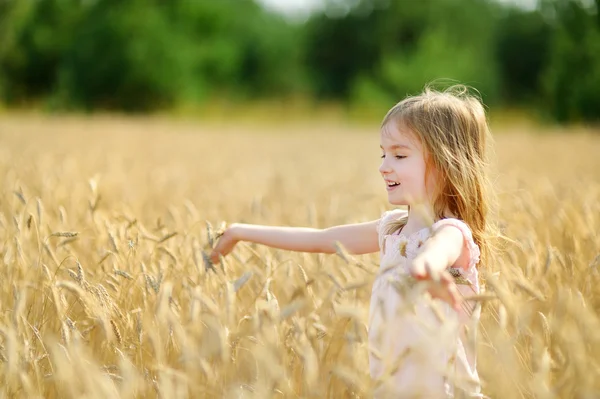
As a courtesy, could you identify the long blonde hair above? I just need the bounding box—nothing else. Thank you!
[381,85,497,269]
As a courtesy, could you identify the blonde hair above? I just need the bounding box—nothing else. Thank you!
[381,85,497,269]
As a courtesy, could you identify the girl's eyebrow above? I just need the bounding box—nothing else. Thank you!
[380,144,411,150]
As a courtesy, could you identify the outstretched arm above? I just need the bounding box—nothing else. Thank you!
[210,219,380,263]
[408,225,470,310]
[410,225,465,278]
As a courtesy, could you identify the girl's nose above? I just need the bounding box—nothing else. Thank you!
[379,157,391,174]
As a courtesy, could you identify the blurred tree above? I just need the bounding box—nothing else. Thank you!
[304,0,425,100]
[1,0,306,111]
[57,0,200,111]
[0,0,598,123]
[58,0,305,111]
[374,0,500,104]
[162,0,307,99]
[304,0,500,108]
[542,0,600,122]
[494,8,551,103]
[0,0,83,103]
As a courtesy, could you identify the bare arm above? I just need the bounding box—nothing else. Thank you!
[408,226,467,310]
[410,226,464,277]
[210,219,380,262]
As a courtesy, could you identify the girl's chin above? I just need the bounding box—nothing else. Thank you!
[387,197,409,206]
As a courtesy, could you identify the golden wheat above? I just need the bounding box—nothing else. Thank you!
[0,114,598,398]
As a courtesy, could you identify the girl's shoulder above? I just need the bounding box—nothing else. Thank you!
[376,209,408,252]
[376,209,408,234]
[431,218,476,241]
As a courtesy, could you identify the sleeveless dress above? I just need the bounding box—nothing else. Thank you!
[369,209,484,398]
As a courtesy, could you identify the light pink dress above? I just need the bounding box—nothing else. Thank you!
[369,210,484,398]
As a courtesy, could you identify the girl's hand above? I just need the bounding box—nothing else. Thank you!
[210,224,240,264]
[409,253,462,311]
[425,270,462,311]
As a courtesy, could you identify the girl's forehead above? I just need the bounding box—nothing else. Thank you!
[380,121,420,148]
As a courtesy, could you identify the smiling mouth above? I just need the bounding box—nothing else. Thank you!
[386,182,400,191]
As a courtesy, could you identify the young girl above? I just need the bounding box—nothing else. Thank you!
[211,86,493,398]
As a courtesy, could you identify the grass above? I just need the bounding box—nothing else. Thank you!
[0,114,599,398]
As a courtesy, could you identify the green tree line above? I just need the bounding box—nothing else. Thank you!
[0,0,598,122]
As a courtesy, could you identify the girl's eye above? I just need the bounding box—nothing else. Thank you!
[395,155,406,159]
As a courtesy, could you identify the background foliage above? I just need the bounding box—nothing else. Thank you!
[0,0,599,122]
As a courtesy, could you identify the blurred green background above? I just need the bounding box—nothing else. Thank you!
[0,0,598,123]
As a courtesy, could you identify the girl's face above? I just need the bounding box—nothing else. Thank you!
[379,123,438,207]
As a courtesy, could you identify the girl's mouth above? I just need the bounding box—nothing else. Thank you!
[386,182,400,191]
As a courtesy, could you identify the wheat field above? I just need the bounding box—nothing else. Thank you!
[0,114,599,398]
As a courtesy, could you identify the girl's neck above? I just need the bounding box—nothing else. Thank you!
[403,204,437,234]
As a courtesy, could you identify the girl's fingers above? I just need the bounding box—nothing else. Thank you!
[210,244,225,263]
[428,271,462,311]
[411,259,427,279]
[440,273,459,305]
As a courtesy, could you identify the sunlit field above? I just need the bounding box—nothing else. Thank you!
[1,114,599,398]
